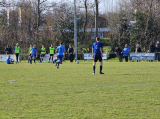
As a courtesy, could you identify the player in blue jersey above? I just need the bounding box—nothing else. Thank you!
[29,45,38,64]
[92,37,104,74]
[56,42,65,68]
[6,55,14,64]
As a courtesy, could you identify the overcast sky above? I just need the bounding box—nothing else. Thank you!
[45,0,119,13]
[5,0,119,13]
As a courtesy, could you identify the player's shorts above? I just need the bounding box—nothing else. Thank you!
[41,54,45,57]
[30,55,36,58]
[58,55,63,62]
[94,55,102,62]
[50,54,54,57]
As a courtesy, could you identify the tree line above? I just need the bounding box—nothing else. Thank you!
[0,0,160,57]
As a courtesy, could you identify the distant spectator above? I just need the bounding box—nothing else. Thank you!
[149,42,155,62]
[135,44,141,53]
[122,44,130,62]
[5,45,11,54]
[135,44,141,62]
[149,42,155,53]
[115,46,123,62]
[155,41,160,62]
[6,55,14,64]
[68,44,74,62]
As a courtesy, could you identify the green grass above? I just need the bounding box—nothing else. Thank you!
[0,61,160,118]
[103,46,111,53]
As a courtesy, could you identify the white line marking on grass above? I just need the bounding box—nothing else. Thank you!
[4,73,158,97]
[0,92,40,97]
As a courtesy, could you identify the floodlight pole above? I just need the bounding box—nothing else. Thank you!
[74,0,77,62]
[95,0,98,37]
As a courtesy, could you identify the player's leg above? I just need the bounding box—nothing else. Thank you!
[30,55,32,64]
[42,55,44,61]
[39,54,44,63]
[124,56,127,62]
[11,59,14,64]
[53,56,58,64]
[48,55,51,63]
[125,56,128,62]
[28,55,30,63]
[41,56,43,62]
[63,53,65,62]
[93,56,97,74]
[99,56,104,74]
[57,55,63,68]
[93,62,96,74]
[33,56,36,64]
[39,54,42,63]
[51,56,53,62]
[16,53,19,63]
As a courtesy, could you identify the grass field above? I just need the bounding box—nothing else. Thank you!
[0,61,160,118]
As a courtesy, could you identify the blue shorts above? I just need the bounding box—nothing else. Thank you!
[30,55,36,58]
[6,62,11,64]
[58,55,63,61]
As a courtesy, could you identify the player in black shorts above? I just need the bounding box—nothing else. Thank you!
[48,44,55,63]
[39,45,46,63]
[92,37,104,74]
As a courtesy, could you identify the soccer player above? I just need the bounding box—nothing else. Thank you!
[56,42,65,68]
[48,44,55,63]
[39,45,46,63]
[28,44,33,63]
[13,43,21,63]
[6,55,14,64]
[92,37,104,74]
[29,45,38,64]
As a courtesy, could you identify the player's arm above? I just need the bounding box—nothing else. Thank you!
[19,47,21,53]
[28,48,31,55]
[63,50,66,57]
[92,47,94,58]
[13,47,15,55]
[36,50,38,58]
[100,47,103,57]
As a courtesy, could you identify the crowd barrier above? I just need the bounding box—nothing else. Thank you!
[0,52,160,61]
[0,54,20,62]
[84,53,107,61]
[130,53,155,60]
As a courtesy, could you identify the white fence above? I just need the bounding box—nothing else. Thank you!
[84,53,107,61]
[130,53,155,60]
[42,54,58,61]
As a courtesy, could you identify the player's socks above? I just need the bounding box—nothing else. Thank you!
[42,58,43,61]
[53,59,57,63]
[93,66,95,74]
[100,66,104,74]
[100,66,102,72]
[52,57,53,61]
[30,59,32,64]
[39,58,41,62]
[57,61,60,68]
[33,59,35,63]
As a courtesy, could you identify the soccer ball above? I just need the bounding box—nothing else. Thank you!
[76,61,79,64]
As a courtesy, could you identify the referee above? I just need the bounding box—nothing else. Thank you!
[13,43,21,63]
[92,37,104,74]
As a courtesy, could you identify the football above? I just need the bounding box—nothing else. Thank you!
[76,61,79,64]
